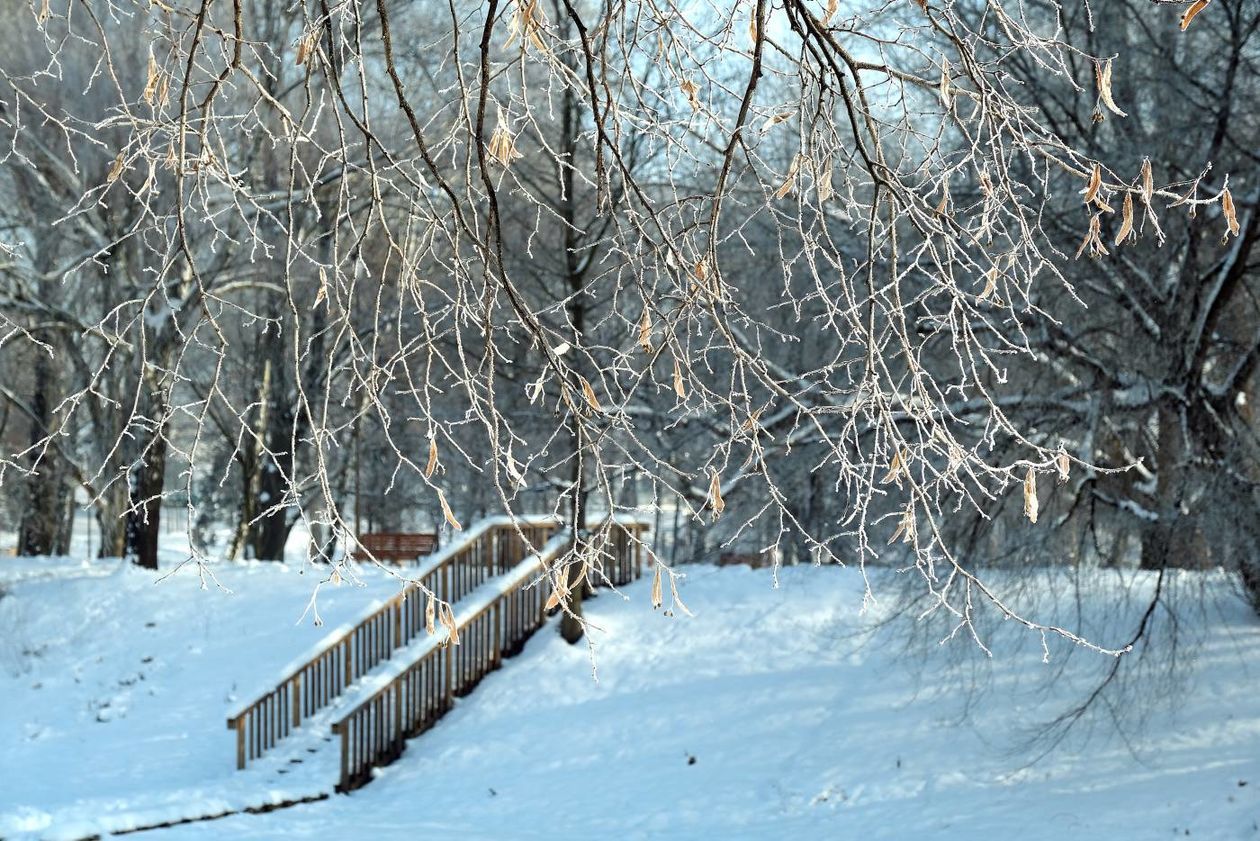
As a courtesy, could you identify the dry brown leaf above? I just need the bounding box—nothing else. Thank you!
[1056,450,1071,484]
[881,448,906,484]
[939,58,952,109]
[774,156,801,200]
[651,564,663,609]
[638,308,653,353]
[709,470,725,519]
[889,506,916,545]
[425,596,436,635]
[816,159,835,202]
[668,575,694,617]
[823,0,838,23]
[978,267,998,302]
[438,488,462,531]
[506,0,548,50]
[424,437,439,478]
[1081,163,1102,204]
[1222,187,1241,237]
[579,376,602,412]
[1140,159,1154,205]
[1095,58,1127,117]
[760,112,790,132]
[1114,191,1135,246]
[1181,0,1210,30]
[1023,467,1039,524]
[680,78,700,111]
[107,154,126,183]
[544,579,566,611]
[673,358,687,399]
[1075,214,1109,259]
[489,122,521,167]
[440,603,460,645]
[142,55,161,105]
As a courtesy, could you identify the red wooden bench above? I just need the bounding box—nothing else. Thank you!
[717,551,772,568]
[353,532,438,564]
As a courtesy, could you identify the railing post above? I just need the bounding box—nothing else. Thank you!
[394,682,403,753]
[492,601,502,665]
[394,599,402,650]
[235,717,246,770]
[444,644,454,709]
[344,638,353,687]
[292,674,301,728]
[335,723,349,792]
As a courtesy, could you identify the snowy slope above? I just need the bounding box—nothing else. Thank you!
[0,556,409,838]
[2,559,1259,840]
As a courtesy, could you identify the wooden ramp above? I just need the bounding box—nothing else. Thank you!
[226,516,648,794]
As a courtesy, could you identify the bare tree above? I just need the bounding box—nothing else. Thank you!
[0,0,1241,645]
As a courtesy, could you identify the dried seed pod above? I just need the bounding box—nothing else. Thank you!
[1095,58,1127,117]
[1023,467,1039,524]
[1181,0,1210,30]
[978,267,998,302]
[881,448,907,484]
[679,78,700,111]
[1081,163,1102,204]
[1222,187,1240,237]
[579,376,602,412]
[709,470,725,519]
[107,153,126,183]
[438,489,462,531]
[424,437,439,478]
[669,575,694,617]
[1114,192,1135,246]
[775,156,801,200]
[638,308,653,353]
[440,603,460,645]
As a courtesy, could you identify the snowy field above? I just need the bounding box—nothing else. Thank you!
[1,554,1258,840]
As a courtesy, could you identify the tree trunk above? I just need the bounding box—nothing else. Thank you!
[17,348,72,556]
[126,433,166,570]
[1139,403,1183,571]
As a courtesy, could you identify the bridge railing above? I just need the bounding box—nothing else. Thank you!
[225,516,560,769]
[330,518,649,791]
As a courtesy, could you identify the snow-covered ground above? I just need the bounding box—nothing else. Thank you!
[1,554,1258,840]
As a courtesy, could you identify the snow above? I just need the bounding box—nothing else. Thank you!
[2,556,1258,840]
[0,556,406,839]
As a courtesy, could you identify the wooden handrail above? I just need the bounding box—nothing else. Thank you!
[330,519,649,791]
[225,516,561,769]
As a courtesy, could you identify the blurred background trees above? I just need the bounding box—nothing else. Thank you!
[0,0,1255,650]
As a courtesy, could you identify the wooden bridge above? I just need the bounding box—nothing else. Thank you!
[226,515,647,793]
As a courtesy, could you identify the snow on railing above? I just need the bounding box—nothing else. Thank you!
[225,516,561,769]
[329,518,649,791]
